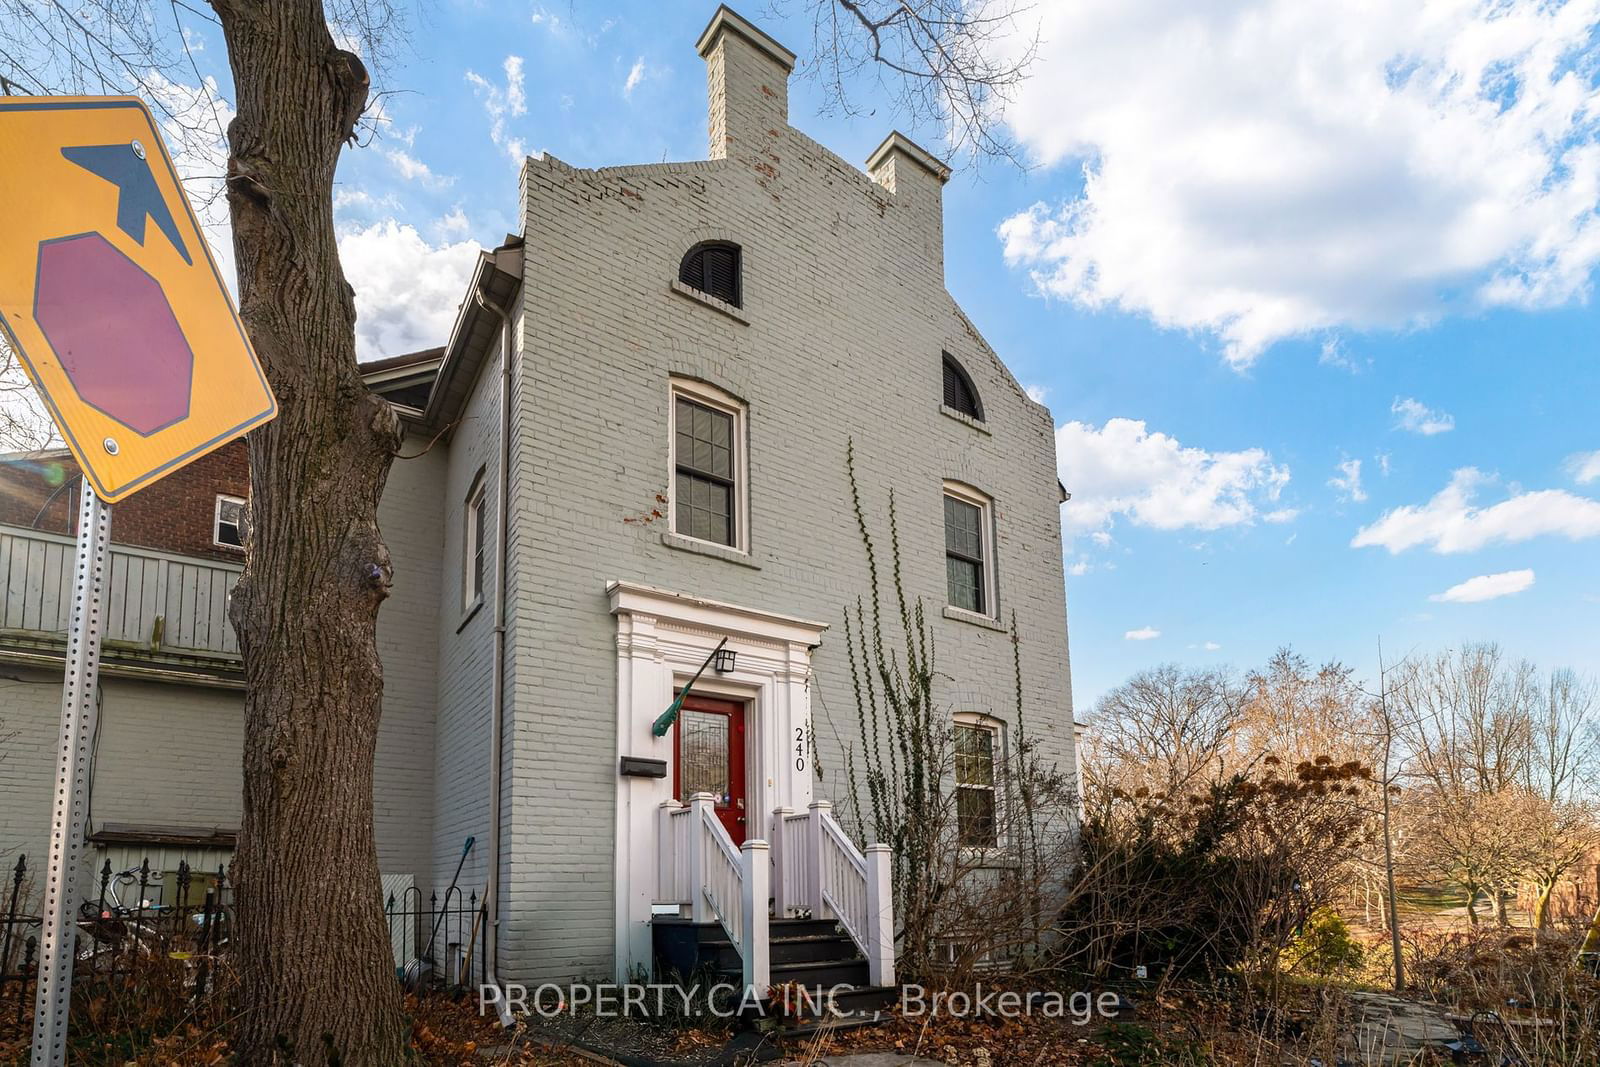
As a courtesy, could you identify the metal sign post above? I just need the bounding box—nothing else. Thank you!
[30,486,112,1066]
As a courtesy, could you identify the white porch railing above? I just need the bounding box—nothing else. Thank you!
[659,795,895,991]
[656,793,770,995]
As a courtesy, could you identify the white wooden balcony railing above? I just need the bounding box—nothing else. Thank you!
[0,523,242,659]
[657,794,895,992]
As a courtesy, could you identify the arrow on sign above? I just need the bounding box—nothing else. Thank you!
[61,142,193,265]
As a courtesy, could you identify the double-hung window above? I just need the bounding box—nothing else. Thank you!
[670,381,746,550]
[943,483,993,616]
[955,718,1000,849]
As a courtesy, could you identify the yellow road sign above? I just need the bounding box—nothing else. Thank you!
[0,96,276,502]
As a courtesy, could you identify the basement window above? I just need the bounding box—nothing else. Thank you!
[679,242,742,308]
[213,496,246,551]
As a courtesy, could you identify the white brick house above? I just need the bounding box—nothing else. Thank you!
[0,6,1076,994]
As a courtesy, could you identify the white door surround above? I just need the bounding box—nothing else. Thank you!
[607,580,827,981]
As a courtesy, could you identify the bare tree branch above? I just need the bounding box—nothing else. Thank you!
[790,0,1040,168]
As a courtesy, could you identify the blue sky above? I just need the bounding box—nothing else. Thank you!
[123,1,1600,710]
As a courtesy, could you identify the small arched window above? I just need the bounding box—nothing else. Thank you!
[679,242,742,307]
[942,353,982,420]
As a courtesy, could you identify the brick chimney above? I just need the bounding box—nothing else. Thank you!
[697,5,796,161]
[866,131,951,276]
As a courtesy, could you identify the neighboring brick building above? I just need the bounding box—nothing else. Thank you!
[0,439,249,562]
[0,7,1077,998]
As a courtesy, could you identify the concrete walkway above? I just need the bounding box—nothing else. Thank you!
[1343,993,1464,1065]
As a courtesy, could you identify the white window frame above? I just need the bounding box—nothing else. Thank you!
[942,480,996,619]
[213,495,246,552]
[668,378,749,553]
[953,712,1005,852]
[463,473,488,614]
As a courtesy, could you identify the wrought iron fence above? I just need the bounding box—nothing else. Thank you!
[1,851,487,1028]
[386,882,490,992]
[1,852,232,1026]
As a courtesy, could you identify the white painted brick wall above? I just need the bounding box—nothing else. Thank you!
[487,14,1076,984]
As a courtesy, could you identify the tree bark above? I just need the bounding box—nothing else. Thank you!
[1534,880,1554,931]
[213,1,407,1061]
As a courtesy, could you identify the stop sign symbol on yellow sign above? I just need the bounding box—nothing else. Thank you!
[0,95,276,502]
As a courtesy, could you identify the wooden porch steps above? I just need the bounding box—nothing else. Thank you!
[650,916,895,1033]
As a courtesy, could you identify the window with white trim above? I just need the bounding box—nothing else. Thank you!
[464,474,487,611]
[213,495,246,551]
[670,379,747,550]
[954,716,1001,849]
[943,482,994,616]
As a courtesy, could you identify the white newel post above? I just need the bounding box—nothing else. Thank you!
[687,792,715,923]
[865,843,895,987]
[741,839,771,996]
[806,799,830,919]
[657,800,678,911]
[769,807,793,917]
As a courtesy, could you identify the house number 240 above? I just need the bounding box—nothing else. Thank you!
[794,726,805,772]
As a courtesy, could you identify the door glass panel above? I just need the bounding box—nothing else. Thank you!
[680,708,730,802]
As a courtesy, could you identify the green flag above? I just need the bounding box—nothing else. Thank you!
[651,637,727,737]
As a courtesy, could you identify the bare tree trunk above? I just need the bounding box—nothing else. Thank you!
[1534,880,1555,932]
[214,1,407,1061]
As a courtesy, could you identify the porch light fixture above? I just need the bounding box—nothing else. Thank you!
[651,637,728,737]
[713,648,737,674]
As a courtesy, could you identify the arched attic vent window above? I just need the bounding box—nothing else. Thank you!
[679,242,742,307]
[942,353,983,420]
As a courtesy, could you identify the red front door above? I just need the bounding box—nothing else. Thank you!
[673,694,747,845]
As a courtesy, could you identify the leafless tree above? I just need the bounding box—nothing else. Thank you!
[1239,648,1382,768]
[1395,643,1537,797]
[1534,667,1599,804]
[1084,663,1250,800]
[796,0,1040,165]
[0,338,60,453]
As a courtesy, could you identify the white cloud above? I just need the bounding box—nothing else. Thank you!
[623,57,648,98]
[995,1,1600,367]
[1329,458,1367,503]
[338,221,481,360]
[1429,569,1536,604]
[1352,468,1600,554]
[1318,337,1364,373]
[333,187,402,218]
[1067,558,1090,576]
[1124,626,1161,641]
[384,147,453,189]
[1024,383,1049,404]
[465,56,528,165]
[1203,641,1222,651]
[1376,452,1393,478]
[1568,450,1600,485]
[1392,396,1455,435]
[1057,418,1289,534]
[1263,507,1301,524]
[433,206,472,242]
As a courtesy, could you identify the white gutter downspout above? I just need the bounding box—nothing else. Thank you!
[472,264,516,1029]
